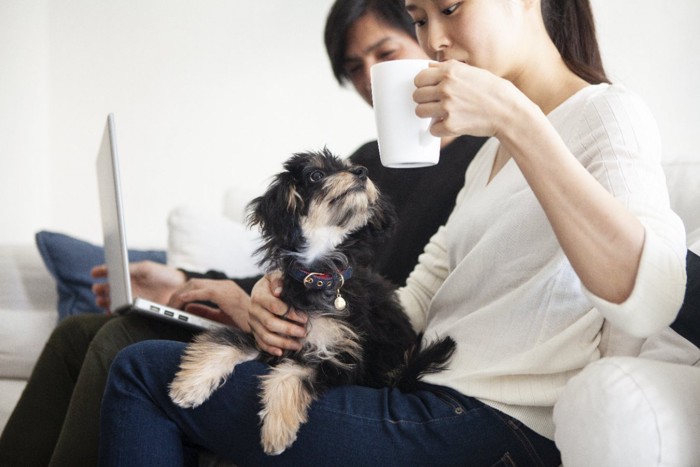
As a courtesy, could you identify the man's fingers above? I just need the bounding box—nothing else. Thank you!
[91,264,108,278]
[184,303,234,326]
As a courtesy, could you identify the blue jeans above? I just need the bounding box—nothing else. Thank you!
[99,340,560,467]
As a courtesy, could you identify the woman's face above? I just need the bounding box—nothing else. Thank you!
[344,13,428,106]
[405,0,527,81]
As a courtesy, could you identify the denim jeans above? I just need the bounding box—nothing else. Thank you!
[99,340,561,467]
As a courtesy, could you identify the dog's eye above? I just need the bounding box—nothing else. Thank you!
[308,170,325,183]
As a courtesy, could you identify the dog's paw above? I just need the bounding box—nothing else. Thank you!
[169,373,216,408]
[258,362,315,455]
[168,336,259,409]
[260,416,297,456]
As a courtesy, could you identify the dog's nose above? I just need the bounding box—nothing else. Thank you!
[351,166,368,180]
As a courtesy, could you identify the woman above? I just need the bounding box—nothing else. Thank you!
[0,2,484,466]
[98,0,686,465]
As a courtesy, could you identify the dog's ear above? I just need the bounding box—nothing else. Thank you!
[341,195,397,266]
[246,171,302,245]
[343,193,397,265]
[367,195,397,240]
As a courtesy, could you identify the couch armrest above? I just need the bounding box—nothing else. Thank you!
[0,245,58,379]
[554,357,700,466]
[0,244,57,313]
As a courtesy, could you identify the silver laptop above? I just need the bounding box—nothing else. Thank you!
[96,113,224,331]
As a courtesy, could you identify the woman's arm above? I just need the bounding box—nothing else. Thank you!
[496,88,686,330]
[414,61,686,335]
[500,101,646,303]
[415,62,643,302]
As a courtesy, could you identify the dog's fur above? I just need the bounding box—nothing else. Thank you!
[169,149,455,455]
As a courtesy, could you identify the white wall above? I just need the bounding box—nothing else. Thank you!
[1,0,374,247]
[1,0,698,248]
[0,1,51,245]
[592,0,700,161]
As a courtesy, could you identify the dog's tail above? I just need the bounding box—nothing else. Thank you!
[393,333,456,392]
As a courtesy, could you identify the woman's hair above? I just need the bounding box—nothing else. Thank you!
[541,0,610,84]
[325,0,609,86]
[324,0,415,86]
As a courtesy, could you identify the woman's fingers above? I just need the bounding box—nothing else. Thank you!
[249,318,303,356]
[248,274,309,356]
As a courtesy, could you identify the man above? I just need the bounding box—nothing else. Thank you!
[0,1,485,465]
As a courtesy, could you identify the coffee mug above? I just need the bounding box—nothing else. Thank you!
[370,59,440,168]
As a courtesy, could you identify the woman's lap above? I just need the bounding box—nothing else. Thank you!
[101,340,560,467]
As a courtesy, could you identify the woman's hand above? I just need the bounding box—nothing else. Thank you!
[413,60,516,139]
[167,279,251,329]
[249,273,307,357]
[91,261,187,312]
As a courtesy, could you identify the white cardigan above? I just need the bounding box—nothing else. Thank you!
[398,84,687,439]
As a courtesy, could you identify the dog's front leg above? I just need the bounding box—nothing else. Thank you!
[258,360,316,455]
[169,328,259,408]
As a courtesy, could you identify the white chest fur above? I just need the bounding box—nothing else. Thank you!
[302,316,361,367]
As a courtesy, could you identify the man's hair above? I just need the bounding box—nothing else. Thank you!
[324,0,415,86]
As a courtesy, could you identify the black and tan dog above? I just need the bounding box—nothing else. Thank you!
[169,149,455,455]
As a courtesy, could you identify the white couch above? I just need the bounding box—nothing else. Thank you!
[1,158,699,465]
[0,183,262,433]
[0,244,59,430]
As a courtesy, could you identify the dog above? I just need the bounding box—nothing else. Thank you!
[169,149,455,455]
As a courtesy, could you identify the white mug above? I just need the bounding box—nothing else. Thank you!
[370,59,440,168]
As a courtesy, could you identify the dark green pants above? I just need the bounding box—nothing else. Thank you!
[0,312,198,467]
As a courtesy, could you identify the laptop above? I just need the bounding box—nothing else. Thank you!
[96,113,224,331]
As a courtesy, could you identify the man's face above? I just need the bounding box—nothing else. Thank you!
[343,13,428,106]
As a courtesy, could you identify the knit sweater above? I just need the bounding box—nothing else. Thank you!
[398,84,687,439]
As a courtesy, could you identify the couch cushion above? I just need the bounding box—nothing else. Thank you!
[0,244,56,314]
[0,308,56,379]
[167,205,262,278]
[663,157,700,249]
[554,357,700,466]
[640,327,700,366]
[0,244,58,379]
[35,231,166,320]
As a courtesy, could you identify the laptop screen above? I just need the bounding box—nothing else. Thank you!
[95,113,133,311]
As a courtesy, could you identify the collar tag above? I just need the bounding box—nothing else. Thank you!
[290,267,353,291]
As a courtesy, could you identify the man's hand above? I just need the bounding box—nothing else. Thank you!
[168,279,251,329]
[91,261,187,311]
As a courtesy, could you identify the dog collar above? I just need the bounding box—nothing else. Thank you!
[289,267,353,291]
